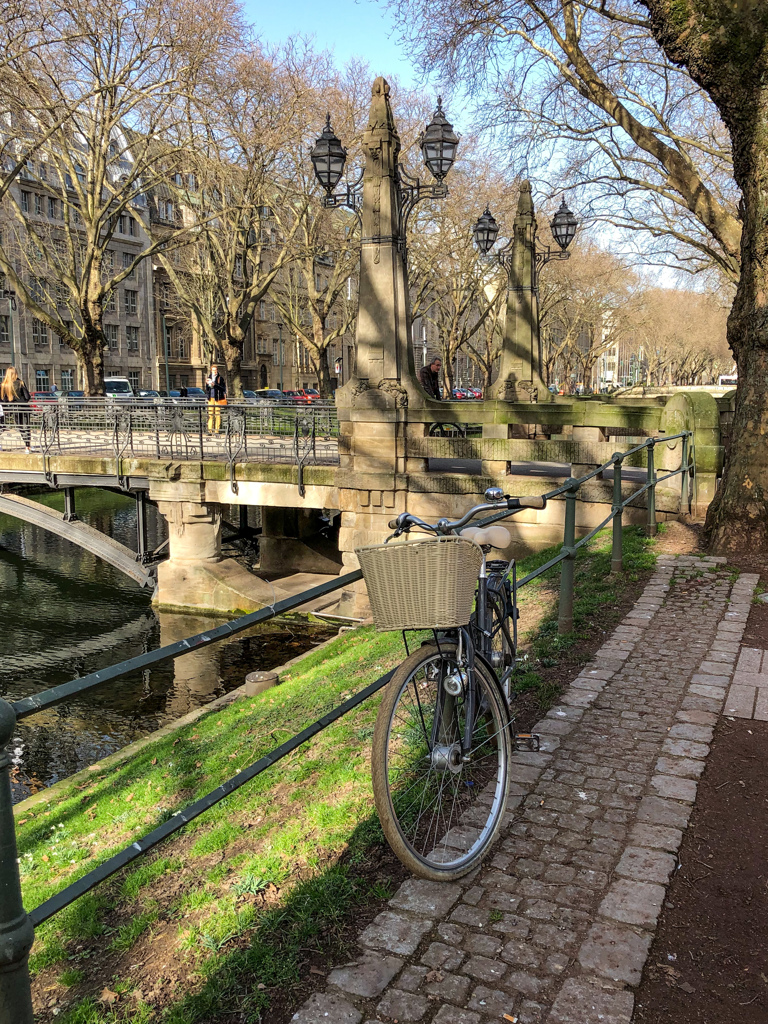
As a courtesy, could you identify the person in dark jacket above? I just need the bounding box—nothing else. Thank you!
[418,355,443,401]
[205,364,227,433]
[0,366,31,452]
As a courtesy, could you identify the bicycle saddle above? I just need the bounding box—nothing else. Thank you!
[461,525,509,549]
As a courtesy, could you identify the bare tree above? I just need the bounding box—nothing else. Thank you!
[386,0,741,283]
[0,0,241,393]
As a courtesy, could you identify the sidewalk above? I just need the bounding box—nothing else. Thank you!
[290,554,758,1024]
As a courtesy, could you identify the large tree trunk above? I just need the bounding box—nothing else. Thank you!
[222,337,244,399]
[75,334,104,396]
[704,93,768,551]
[314,346,333,398]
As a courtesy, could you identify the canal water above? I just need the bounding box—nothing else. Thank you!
[0,489,336,803]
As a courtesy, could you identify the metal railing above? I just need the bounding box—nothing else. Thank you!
[0,400,340,470]
[0,430,693,1023]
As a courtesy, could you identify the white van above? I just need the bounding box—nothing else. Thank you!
[104,377,134,398]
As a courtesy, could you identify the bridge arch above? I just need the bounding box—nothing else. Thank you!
[0,492,156,588]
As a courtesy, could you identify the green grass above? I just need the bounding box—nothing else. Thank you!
[17,523,660,1023]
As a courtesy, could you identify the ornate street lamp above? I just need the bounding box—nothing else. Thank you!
[310,97,459,238]
[473,193,578,273]
[310,115,347,195]
[472,207,499,255]
[420,98,459,182]
[550,198,578,251]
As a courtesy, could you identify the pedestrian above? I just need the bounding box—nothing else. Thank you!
[178,384,188,399]
[204,363,227,433]
[418,355,443,401]
[0,366,31,452]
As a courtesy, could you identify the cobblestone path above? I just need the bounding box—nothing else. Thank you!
[292,555,758,1024]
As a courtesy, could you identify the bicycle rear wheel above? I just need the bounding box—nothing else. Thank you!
[372,643,512,881]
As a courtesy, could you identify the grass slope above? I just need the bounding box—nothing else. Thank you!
[17,525,657,1023]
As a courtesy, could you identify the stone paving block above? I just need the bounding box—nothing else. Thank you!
[377,988,429,1021]
[468,984,515,1018]
[464,932,504,957]
[637,795,691,830]
[436,922,464,945]
[662,737,709,759]
[629,823,683,852]
[291,992,362,1024]
[616,845,676,885]
[398,966,428,992]
[390,878,462,917]
[651,773,697,802]
[724,684,756,718]
[547,978,634,1024]
[460,955,507,984]
[501,938,543,968]
[668,722,714,743]
[599,878,666,928]
[655,754,705,778]
[360,912,432,955]
[755,689,768,722]
[432,1005,481,1024]
[578,920,653,985]
[561,690,599,708]
[450,905,489,928]
[328,954,403,998]
[424,971,472,1005]
[689,683,726,700]
[675,708,718,726]
[422,942,465,972]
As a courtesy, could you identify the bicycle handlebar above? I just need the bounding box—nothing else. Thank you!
[388,493,547,535]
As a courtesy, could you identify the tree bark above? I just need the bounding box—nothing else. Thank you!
[222,337,243,399]
[639,0,768,551]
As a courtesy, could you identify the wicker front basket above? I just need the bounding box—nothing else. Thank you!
[356,535,483,631]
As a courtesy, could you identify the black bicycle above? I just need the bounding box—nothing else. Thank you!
[356,487,546,880]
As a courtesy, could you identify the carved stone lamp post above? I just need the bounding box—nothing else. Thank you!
[310,81,457,399]
[472,185,578,402]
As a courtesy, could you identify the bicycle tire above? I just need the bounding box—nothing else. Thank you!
[371,643,512,881]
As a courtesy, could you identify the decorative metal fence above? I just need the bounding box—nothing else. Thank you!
[0,431,693,1023]
[0,400,340,467]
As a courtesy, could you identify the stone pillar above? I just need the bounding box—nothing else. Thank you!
[495,181,553,405]
[157,500,222,564]
[570,425,607,478]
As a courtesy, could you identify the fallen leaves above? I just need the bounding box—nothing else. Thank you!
[99,987,119,1005]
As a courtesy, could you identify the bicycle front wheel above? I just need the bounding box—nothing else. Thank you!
[372,643,512,881]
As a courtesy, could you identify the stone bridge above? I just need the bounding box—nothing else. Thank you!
[0,76,734,615]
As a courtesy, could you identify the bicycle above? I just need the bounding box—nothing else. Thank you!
[356,487,547,881]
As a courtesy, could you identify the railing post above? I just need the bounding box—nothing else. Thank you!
[558,478,579,635]
[611,453,624,573]
[0,700,35,1024]
[681,432,690,513]
[198,406,204,458]
[646,440,657,537]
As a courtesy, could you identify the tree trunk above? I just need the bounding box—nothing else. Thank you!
[705,93,768,552]
[222,337,243,399]
[314,346,333,398]
[75,333,104,396]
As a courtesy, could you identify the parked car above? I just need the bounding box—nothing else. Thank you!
[282,390,313,404]
[304,389,323,402]
[137,389,161,401]
[451,388,470,400]
[465,387,483,399]
[242,389,266,405]
[103,377,134,399]
[29,391,58,409]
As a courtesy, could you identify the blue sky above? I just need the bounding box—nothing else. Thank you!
[241,0,421,85]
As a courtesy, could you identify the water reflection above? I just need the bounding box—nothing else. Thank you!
[0,488,334,802]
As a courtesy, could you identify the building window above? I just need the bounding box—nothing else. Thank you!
[259,299,266,320]
[35,369,49,390]
[272,339,279,365]
[128,371,140,391]
[103,249,114,272]
[177,335,187,359]
[126,325,139,351]
[48,196,59,219]
[30,277,45,302]
[105,291,116,313]
[118,214,136,236]
[20,191,29,213]
[105,323,119,348]
[0,315,8,344]
[234,255,243,278]
[158,199,174,222]
[122,252,134,275]
[61,369,73,390]
[124,289,137,315]
[34,194,43,216]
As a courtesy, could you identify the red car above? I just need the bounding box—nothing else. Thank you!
[29,391,59,409]
[282,390,313,404]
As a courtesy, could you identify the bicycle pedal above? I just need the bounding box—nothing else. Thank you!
[515,733,540,752]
